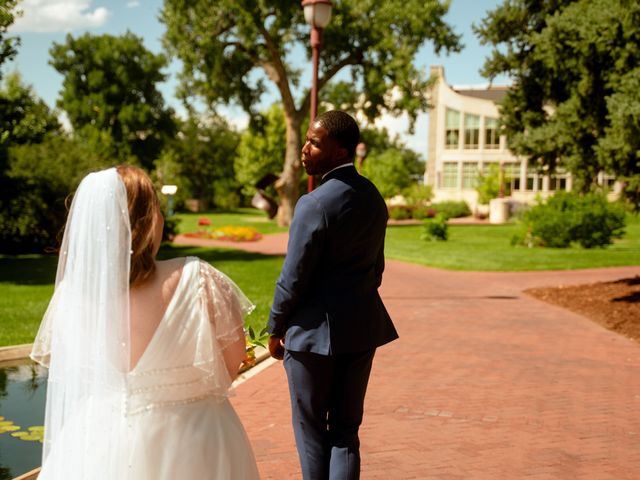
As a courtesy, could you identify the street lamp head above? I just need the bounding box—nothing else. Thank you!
[161,185,178,195]
[302,0,333,29]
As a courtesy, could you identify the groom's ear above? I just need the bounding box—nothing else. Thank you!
[335,146,349,162]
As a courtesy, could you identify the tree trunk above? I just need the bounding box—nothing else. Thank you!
[275,113,304,226]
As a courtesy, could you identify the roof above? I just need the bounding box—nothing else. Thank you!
[452,85,510,103]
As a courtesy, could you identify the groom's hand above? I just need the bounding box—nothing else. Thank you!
[268,335,285,360]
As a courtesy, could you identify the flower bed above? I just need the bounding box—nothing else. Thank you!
[184,224,263,242]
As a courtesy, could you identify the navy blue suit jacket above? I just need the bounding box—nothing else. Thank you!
[268,165,398,355]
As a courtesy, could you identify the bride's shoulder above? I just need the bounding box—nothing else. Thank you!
[155,257,187,282]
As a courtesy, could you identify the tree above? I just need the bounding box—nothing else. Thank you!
[50,32,176,169]
[0,0,20,80]
[359,127,424,199]
[475,0,640,208]
[235,103,288,199]
[0,72,60,170]
[161,0,461,225]
[0,73,63,253]
[476,164,510,205]
[156,116,241,210]
[1,133,113,253]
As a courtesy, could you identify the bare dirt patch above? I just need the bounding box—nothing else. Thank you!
[526,276,640,343]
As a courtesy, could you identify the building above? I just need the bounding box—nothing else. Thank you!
[425,65,576,212]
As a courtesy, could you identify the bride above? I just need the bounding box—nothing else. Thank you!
[31,166,260,479]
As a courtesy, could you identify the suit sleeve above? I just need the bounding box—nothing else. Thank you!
[267,195,326,337]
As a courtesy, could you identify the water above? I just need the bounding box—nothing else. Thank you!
[0,361,46,480]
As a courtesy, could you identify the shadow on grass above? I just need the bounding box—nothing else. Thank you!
[0,244,279,287]
[159,244,281,263]
[0,255,58,285]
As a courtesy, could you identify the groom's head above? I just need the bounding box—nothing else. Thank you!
[315,110,360,160]
[301,110,360,176]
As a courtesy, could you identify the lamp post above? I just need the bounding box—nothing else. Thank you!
[161,184,178,216]
[302,0,333,192]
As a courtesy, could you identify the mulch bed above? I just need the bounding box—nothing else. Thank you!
[526,276,640,343]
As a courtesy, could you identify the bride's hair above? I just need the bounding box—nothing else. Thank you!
[116,165,161,286]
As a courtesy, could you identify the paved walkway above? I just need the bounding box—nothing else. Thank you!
[175,234,640,479]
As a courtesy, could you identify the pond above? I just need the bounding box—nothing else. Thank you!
[0,361,46,480]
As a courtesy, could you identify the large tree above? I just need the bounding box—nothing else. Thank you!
[156,115,241,209]
[50,32,176,169]
[475,0,640,208]
[0,72,60,170]
[235,103,288,199]
[161,0,460,225]
[0,0,19,80]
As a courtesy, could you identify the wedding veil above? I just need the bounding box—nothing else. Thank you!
[31,168,132,471]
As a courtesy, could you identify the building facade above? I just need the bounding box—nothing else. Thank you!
[425,65,577,211]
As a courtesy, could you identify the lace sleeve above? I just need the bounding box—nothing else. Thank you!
[199,260,255,350]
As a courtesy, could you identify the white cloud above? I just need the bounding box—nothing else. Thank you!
[126,0,140,8]
[10,0,110,33]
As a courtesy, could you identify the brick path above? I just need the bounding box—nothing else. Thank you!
[176,234,640,479]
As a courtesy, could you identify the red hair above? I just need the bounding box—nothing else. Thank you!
[116,165,161,286]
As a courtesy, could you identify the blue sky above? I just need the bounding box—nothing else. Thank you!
[5,0,508,155]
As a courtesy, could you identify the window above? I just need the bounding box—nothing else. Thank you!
[442,162,458,188]
[484,117,499,149]
[503,163,520,192]
[549,176,568,191]
[464,114,480,149]
[462,162,479,189]
[526,174,543,191]
[445,109,460,149]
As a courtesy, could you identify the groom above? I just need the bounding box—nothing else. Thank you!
[268,110,398,480]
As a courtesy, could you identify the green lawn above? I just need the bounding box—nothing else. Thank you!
[174,208,287,235]
[2,211,638,347]
[385,214,640,271]
[0,246,282,347]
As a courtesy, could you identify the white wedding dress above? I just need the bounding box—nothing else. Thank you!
[36,257,260,479]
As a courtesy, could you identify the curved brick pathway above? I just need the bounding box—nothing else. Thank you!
[175,234,640,479]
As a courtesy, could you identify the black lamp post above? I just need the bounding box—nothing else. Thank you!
[302,0,333,192]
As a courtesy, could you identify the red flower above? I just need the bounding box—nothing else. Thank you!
[198,218,212,226]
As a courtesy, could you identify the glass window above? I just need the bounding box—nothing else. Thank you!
[550,175,568,191]
[464,114,480,149]
[442,162,458,188]
[526,175,543,191]
[462,162,479,189]
[445,109,460,149]
[484,117,499,149]
[503,163,519,192]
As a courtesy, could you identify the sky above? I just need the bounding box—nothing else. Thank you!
[5,0,509,157]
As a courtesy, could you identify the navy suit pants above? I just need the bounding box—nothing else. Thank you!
[284,349,375,480]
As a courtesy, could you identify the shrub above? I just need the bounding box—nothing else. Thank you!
[402,183,433,207]
[431,200,471,220]
[163,215,181,242]
[412,206,436,220]
[476,163,510,205]
[421,214,448,241]
[512,192,626,248]
[388,205,413,220]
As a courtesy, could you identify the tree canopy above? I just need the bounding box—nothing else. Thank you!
[475,0,640,208]
[161,0,461,224]
[156,116,241,210]
[0,0,19,80]
[235,103,288,198]
[359,127,424,199]
[0,72,60,169]
[50,32,176,169]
